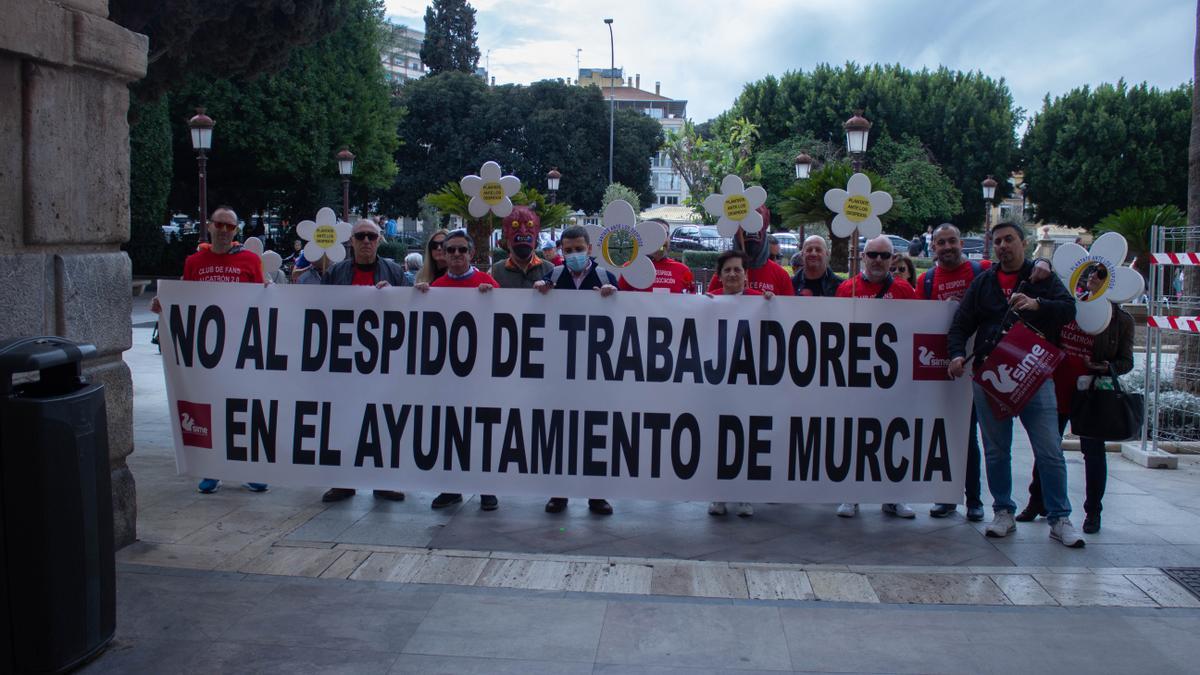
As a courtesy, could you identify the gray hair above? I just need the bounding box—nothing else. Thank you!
[404,252,423,271]
[354,218,381,233]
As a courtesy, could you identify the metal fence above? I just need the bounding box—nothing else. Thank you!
[1141,224,1200,452]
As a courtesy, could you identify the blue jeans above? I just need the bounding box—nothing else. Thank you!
[972,380,1071,521]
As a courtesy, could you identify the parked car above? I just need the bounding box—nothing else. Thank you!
[772,232,799,262]
[857,234,915,253]
[671,225,732,251]
[961,237,985,257]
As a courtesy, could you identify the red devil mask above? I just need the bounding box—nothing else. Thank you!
[503,205,540,259]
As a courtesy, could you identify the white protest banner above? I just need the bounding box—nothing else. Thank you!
[157,281,972,503]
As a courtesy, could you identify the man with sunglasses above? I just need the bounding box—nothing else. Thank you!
[319,219,408,503]
[151,207,269,495]
[834,235,916,519]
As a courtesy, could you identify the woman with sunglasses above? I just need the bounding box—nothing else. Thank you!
[416,229,450,286]
[889,252,917,289]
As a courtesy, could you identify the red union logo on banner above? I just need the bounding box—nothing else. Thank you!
[177,400,213,448]
[912,334,952,381]
[973,322,1064,419]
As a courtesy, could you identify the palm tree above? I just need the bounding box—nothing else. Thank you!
[777,162,903,273]
[422,182,573,264]
[1093,204,1185,279]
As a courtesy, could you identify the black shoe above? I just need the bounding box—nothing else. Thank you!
[431,493,463,509]
[322,488,355,503]
[480,494,499,511]
[545,497,568,513]
[1082,513,1101,534]
[1014,504,1046,522]
[966,506,985,522]
[588,499,613,515]
[929,503,957,518]
[372,489,405,501]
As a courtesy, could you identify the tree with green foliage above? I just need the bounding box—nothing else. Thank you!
[602,183,642,211]
[423,181,571,262]
[1022,80,1190,229]
[1094,205,1185,279]
[663,117,762,223]
[777,162,902,272]
[126,95,173,274]
[421,0,480,76]
[870,135,962,234]
[383,75,659,217]
[111,0,351,101]
[166,0,399,224]
[726,63,1019,228]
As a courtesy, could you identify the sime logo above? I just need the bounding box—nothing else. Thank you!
[177,400,213,449]
[918,346,948,368]
[982,344,1046,394]
[911,334,952,381]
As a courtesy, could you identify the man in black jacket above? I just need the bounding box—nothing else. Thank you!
[791,235,843,297]
[947,222,1085,548]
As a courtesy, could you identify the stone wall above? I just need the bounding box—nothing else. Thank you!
[0,1,147,547]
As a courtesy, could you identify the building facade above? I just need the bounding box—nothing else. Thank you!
[578,68,689,209]
[382,23,426,85]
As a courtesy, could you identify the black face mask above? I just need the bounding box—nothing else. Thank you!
[512,243,533,259]
[743,238,764,258]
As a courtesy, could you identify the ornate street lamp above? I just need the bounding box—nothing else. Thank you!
[793,152,813,180]
[843,111,871,274]
[336,147,355,222]
[982,175,998,258]
[546,167,561,203]
[187,107,215,241]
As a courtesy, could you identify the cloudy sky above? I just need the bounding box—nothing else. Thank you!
[385,0,1194,124]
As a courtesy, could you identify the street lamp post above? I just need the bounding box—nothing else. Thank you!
[981,175,998,259]
[187,107,214,241]
[604,18,614,186]
[793,151,813,241]
[843,111,871,275]
[547,167,562,240]
[336,148,355,222]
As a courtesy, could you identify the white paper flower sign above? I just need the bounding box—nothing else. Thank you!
[823,172,893,239]
[296,207,352,264]
[461,161,521,219]
[584,200,666,289]
[242,237,281,278]
[1051,231,1144,334]
[702,175,767,237]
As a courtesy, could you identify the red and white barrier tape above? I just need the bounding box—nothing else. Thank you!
[1147,315,1200,332]
[1151,252,1200,266]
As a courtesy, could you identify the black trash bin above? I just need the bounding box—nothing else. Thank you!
[0,337,115,673]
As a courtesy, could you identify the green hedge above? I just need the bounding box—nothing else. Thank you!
[681,250,719,271]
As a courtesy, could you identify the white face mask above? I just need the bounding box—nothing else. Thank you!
[564,252,589,272]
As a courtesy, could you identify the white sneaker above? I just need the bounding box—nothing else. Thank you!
[881,503,915,519]
[836,503,859,518]
[986,510,1017,538]
[1050,518,1086,548]
[708,501,727,516]
[735,502,754,517]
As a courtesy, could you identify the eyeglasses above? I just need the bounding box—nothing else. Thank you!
[211,221,237,231]
[353,232,379,242]
[444,245,470,255]
[864,251,893,260]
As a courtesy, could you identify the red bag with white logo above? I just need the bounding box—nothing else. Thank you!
[973,321,1064,419]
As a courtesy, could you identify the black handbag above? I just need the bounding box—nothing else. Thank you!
[1069,365,1144,441]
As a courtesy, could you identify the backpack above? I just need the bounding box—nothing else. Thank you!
[924,260,982,299]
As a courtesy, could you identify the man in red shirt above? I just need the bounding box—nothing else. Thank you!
[320,219,408,503]
[152,207,268,495]
[416,229,500,511]
[835,235,917,300]
[707,206,794,296]
[834,235,917,519]
[918,224,988,522]
[619,219,695,293]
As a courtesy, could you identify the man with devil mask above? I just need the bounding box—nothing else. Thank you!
[489,205,554,289]
[706,205,794,296]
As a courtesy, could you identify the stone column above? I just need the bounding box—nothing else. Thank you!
[0,0,148,547]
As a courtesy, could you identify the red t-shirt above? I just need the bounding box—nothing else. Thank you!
[352,266,375,286]
[430,269,499,288]
[710,287,762,296]
[620,257,695,293]
[997,270,1020,299]
[182,248,263,283]
[916,259,992,301]
[707,260,794,296]
[1053,320,1096,414]
[835,275,917,299]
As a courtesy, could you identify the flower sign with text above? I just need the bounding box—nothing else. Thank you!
[585,200,666,289]
[823,172,892,239]
[296,207,352,264]
[703,175,767,237]
[461,161,521,219]
[1051,231,1144,334]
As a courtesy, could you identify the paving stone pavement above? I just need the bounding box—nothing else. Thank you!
[94,295,1200,672]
